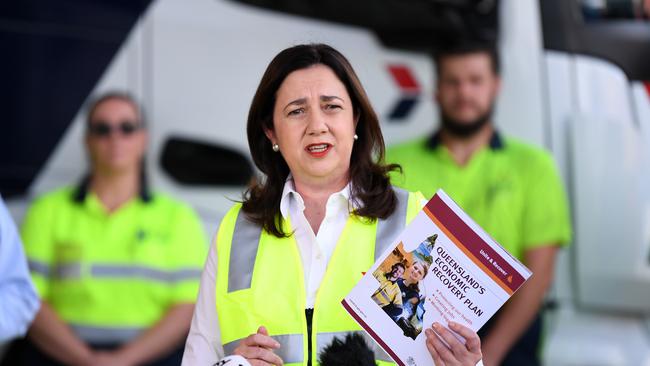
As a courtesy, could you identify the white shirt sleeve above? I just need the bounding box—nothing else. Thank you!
[0,197,40,342]
[181,240,224,365]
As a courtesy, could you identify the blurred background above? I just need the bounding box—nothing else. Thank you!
[1,0,650,364]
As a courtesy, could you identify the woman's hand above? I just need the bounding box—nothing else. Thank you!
[233,326,284,366]
[425,321,482,366]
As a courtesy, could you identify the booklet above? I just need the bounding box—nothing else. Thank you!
[342,189,532,366]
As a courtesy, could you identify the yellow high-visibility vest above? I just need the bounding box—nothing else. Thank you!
[21,187,207,344]
[215,187,423,365]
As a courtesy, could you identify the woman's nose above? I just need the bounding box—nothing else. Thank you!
[306,110,328,136]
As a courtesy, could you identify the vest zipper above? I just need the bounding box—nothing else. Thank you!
[305,308,314,366]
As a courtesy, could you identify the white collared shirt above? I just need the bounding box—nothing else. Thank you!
[280,177,355,308]
[182,178,355,365]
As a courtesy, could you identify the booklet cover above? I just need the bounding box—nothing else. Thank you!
[342,189,532,366]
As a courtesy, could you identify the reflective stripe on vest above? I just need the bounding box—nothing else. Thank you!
[69,324,144,344]
[227,212,263,292]
[27,260,201,284]
[226,187,410,292]
[90,264,201,282]
[375,187,409,261]
[28,260,82,279]
[27,259,51,277]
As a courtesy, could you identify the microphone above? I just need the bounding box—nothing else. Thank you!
[215,333,378,366]
[318,333,377,366]
[213,355,251,366]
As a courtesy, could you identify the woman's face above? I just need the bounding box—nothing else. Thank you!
[267,64,357,187]
[86,98,147,175]
[407,262,426,282]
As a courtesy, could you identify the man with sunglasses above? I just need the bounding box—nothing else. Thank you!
[19,92,207,366]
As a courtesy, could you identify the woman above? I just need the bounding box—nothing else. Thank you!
[182,44,482,366]
[396,262,429,340]
[398,261,428,317]
[20,93,206,366]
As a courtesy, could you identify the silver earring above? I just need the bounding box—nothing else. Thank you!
[272,144,279,152]
[353,134,358,141]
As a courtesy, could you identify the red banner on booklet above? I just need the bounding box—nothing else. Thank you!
[424,195,526,295]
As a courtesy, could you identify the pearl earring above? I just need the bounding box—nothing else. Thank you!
[353,134,358,141]
[272,144,279,152]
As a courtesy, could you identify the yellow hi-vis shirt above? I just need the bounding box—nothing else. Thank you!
[387,131,572,261]
[21,186,207,344]
[371,268,402,308]
[214,188,423,366]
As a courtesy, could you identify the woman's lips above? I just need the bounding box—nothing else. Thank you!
[305,143,332,158]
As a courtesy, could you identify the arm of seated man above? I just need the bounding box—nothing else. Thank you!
[28,302,95,366]
[95,303,195,366]
[480,245,559,366]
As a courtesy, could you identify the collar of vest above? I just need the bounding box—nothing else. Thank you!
[72,173,152,204]
[426,129,504,151]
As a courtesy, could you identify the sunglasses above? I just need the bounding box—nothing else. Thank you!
[88,121,143,137]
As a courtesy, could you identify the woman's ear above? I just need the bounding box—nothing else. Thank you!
[264,127,276,145]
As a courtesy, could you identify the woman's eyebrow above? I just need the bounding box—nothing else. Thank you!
[320,95,344,103]
[284,97,307,111]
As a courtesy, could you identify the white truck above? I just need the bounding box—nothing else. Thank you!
[3,0,650,364]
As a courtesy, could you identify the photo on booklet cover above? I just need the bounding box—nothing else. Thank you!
[371,234,437,340]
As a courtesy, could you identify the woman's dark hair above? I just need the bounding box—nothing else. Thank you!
[243,43,400,237]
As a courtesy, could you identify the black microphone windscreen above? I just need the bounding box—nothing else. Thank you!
[318,333,377,366]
